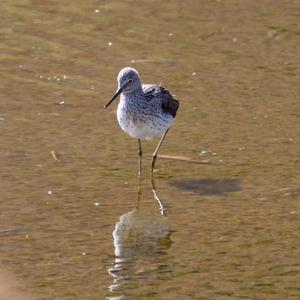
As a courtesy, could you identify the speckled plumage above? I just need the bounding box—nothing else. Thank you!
[104,67,179,175]
[114,68,179,139]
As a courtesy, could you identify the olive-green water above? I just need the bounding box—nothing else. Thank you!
[0,0,299,299]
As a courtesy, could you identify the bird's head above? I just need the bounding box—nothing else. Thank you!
[104,67,142,109]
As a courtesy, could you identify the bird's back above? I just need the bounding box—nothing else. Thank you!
[142,84,179,118]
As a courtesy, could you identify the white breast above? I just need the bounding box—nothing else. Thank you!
[117,99,173,139]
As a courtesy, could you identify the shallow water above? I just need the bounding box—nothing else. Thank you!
[0,0,299,299]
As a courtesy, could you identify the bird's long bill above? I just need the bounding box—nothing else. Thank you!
[104,85,125,109]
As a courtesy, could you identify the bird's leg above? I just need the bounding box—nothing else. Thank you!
[151,129,169,176]
[136,175,142,209]
[138,139,143,177]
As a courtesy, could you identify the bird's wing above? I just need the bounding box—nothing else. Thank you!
[142,84,158,98]
[142,84,179,117]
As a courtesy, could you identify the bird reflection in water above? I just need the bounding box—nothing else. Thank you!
[107,177,172,299]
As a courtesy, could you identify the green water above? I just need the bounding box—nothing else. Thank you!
[0,0,299,299]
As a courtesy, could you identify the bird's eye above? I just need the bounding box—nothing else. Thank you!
[128,79,133,84]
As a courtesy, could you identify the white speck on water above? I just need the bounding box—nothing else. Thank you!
[53,75,57,79]
[48,77,52,80]
[267,30,278,39]
[199,150,218,156]
[168,33,174,37]
[25,234,29,238]
[233,37,237,42]
[0,117,5,121]
[108,42,112,46]
[219,159,223,162]
[95,9,100,13]
[192,72,197,76]
[290,210,296,214]
[48,190,52,195]
[124,181,128,185]
[82,252,86,256]
[63,74,69,80]
[94,202,100,206]
[131,59,135,63]
[238,147,245,151]
[59,100,65,106]
[288,138,293,142]
[90,85,95,90]
[39,75,43,79]
[56,78,61,81]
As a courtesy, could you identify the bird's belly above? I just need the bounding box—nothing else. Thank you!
[117,109,173,139]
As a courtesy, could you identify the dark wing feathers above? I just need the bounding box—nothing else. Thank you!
[143,84,179,117]
[161,87,179,117]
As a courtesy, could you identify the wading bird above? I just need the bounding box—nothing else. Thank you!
[104,67,179,176]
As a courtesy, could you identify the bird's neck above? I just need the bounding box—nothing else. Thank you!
[122,87,143,99]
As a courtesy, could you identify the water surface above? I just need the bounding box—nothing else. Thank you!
[0,0,299,299]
